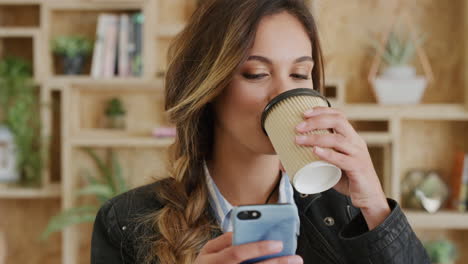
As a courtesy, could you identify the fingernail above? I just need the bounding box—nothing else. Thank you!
[314,146,324,153]
[296,122,307,130]
[290,256,304,264]
[304,109,315,116]
[269,241,283,251]
[295,135,308,144]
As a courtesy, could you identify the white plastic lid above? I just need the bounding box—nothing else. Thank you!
[292,161,342,194]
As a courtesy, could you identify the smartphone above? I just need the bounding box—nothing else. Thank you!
[232,203,298,264]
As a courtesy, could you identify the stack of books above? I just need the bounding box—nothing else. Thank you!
[449,151,468,212]
[91,12,143,78]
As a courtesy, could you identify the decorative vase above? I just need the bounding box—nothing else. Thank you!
[0,125,19,183]
[372,65,428,105]
[62,54,86,75]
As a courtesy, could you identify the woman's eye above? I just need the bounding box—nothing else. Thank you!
[242,73,269,80]
[291,73,310,80]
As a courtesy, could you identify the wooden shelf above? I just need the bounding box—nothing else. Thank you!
[47,1,144,10]
[342,104,468,120]
[156,23,186,38]
[0,183,61,199]
[70,136,174,147]
[0,28,39,37]
[359,132,392,145]
[405,210,468,229]
[45,76,164,90]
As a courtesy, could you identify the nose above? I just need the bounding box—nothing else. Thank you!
[268,75,303,101]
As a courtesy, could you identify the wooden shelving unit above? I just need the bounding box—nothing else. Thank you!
[1,0,468,263]
[0,183,60,199]
[0,1,190,263]
[405,210,468,229]
[70,136,174,148]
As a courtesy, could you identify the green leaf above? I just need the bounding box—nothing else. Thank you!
[82,148,116,193]
[52,35,93,57]
[74,184,114,200]
[40,206,98,240]
[111,151,128,195]
[0,57,42,185]
[367,26,428,67]
[41,148,129,241]
[81,168,101,186]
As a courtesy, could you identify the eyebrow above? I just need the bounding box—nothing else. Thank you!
[246,55,314,64]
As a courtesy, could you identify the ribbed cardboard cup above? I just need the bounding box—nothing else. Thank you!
[261,88,342,194]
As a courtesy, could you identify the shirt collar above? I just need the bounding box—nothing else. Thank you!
[204,161,300,235]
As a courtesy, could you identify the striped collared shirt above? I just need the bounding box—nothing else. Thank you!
[204,161,301,236]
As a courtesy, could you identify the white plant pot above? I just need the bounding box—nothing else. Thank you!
[373,77,427,105]
[382,65,416,79]
[372,66,428,105]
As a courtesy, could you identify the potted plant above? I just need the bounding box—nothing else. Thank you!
[369,26,431,105]
[41,148,128,239]
[424,240,458,264]
[0,56,43,186]
[52,35,93,75]
[104,97,126,129]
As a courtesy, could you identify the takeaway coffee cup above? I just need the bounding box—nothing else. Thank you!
[261,88,342,194]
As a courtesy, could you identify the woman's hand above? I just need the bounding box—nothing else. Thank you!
[195,232,303,264]
[294,106,390,230]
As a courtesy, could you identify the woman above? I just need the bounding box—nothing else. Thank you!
[91,0,430,263]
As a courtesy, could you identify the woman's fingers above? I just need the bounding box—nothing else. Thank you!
[217,240,283,263]
[199,234,293,264]
[257,255,303,264]
[296,107,357,139]
[303,105,342,118]
[311,145,354,172]
[295,133,360,156]
[201,232,233,254]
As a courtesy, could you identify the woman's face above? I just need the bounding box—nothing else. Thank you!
[213,11,314,154]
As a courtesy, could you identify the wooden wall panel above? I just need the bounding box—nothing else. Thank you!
[399,120,468,188]
[313,0,465,104]
[75,89,167,135]
[0,4,40,27]
[0,200,62,264]
[415,228,468,264]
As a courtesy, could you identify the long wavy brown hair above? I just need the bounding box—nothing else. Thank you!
[137,0,325,263]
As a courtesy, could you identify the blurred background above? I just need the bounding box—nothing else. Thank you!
[0,0,467,263]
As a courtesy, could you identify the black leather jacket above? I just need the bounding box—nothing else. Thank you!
[91,180,430,263]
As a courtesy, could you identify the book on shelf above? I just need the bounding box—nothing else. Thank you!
[118,14,130,77]
[91,14,107,77]
[449,151,468,211]
[91,12,143,78]
[103,14,118,78]
[131,13,143,76]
